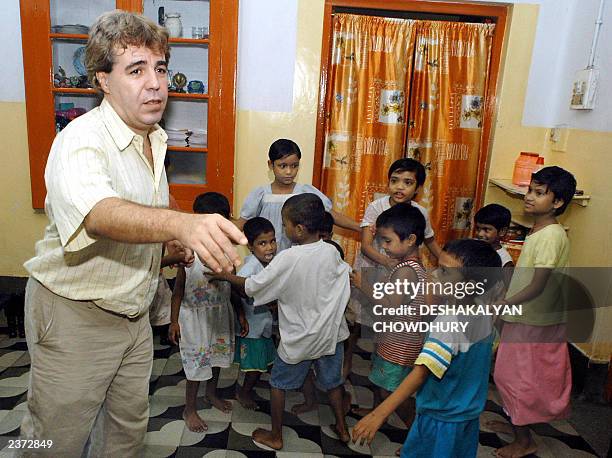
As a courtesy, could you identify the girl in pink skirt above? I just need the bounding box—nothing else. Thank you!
[491,167,576,458]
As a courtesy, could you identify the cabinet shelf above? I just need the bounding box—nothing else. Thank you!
[52,87,96,94]
[510,213,569,231]
[489,178,590,207]
[167,145,208,153]
[168,92,209,100]
[169,37,209,45]
[50,33,88,40]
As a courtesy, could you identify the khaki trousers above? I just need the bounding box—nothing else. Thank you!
[20,278,153,457]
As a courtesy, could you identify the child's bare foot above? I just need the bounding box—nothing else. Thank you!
[485,420,515,435]
[237,390,259,410]
[252,427,283,450]
[291,401,317,415]
[205,394,232,413]
[182,410,208,432]
[330,423,350,444]
[494,438,537,458]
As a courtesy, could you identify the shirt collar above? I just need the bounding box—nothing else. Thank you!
[99,99,167,151]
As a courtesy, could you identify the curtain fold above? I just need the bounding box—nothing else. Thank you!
[321,14,416,264]
[408,21,495,265]
[321,14,495,265]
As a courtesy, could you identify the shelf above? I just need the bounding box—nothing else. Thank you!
[50,33,88,40]
[169,38,209,45]
[489,178,590,207]
[167,145,208,153]
[52,87,96,95]
[510,213,569,231]
[168,92,208,99]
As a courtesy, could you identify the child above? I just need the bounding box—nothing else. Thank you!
[168,192,244,432]
[212,193,352,449]
[353,203,427,427]
[237,138,359,252]
[357,158,441,271]
[489,166,577,458]
[352,239,502,457]
[319,210,335,241]
[234,217,278,410]
[474,203,514,268]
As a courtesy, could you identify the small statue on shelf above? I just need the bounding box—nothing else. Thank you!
[171,72,187,93]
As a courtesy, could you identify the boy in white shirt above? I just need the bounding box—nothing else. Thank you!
[210,193,351,449]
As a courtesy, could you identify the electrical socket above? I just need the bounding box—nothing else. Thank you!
[549,126,569,152]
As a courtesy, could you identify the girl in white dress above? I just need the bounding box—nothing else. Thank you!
[169,192,242,432]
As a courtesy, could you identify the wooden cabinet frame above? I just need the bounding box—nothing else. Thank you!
[19,0,238,211]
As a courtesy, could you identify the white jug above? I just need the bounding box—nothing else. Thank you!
[165,13,182,38]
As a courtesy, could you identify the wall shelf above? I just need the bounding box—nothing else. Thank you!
[489,178,590,207]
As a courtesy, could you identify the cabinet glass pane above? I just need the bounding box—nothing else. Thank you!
[52,40,92,89]
[54,94,101,132]
[50,0,116,30]
[168,45,209,94]
[143,0,210,38]
[163,100,208,148]
[166,151,207,184]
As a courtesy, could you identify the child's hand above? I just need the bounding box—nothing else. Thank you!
[204,271,230,282]
[238,312,249,337]
[351,411,385,446]
[168,322,181,345]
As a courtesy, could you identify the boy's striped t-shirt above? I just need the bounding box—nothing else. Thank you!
[376,258,425,367]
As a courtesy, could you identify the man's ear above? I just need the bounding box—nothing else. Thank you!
[96,72,110,93]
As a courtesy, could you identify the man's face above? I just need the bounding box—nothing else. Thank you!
[96,45,168,135]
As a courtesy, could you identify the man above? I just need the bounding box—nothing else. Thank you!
[20,11,245,457]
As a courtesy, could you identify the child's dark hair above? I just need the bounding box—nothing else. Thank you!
[269,139,302,162]
[193,192,230,218]
[376,203,426,246]
[474,204,511,231]
[388,158,426,187]
[324,239,345,260]
[320,211,335,235]
[243,217,275,245]
[443,239,501,287]
[282,193,324,234]
[531,166,577,216]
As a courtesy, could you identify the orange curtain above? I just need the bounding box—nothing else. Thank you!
[321,14,416,265]
[408,21,495,261]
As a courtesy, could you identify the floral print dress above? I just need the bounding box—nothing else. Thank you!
[178,258,235,381]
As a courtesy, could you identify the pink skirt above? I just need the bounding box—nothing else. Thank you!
[493,322,572,426]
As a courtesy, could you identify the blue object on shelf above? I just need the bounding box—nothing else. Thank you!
[73,46,87,77]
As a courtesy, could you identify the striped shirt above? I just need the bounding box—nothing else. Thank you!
[376,257,426,366]
[24,99,169,318]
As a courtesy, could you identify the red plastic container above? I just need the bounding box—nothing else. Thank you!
[512,152,540,186]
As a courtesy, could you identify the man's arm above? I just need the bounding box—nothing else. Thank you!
[84,197,246,272]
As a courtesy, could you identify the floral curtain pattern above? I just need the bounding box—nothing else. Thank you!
[408,21,495,265]
[321,14,416,265]
[321,14,495,265]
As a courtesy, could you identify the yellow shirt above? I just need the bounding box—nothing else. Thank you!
[503,224,569,326]
[25,99,169,317]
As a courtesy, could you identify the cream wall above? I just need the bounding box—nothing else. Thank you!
[0,103,48,276]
